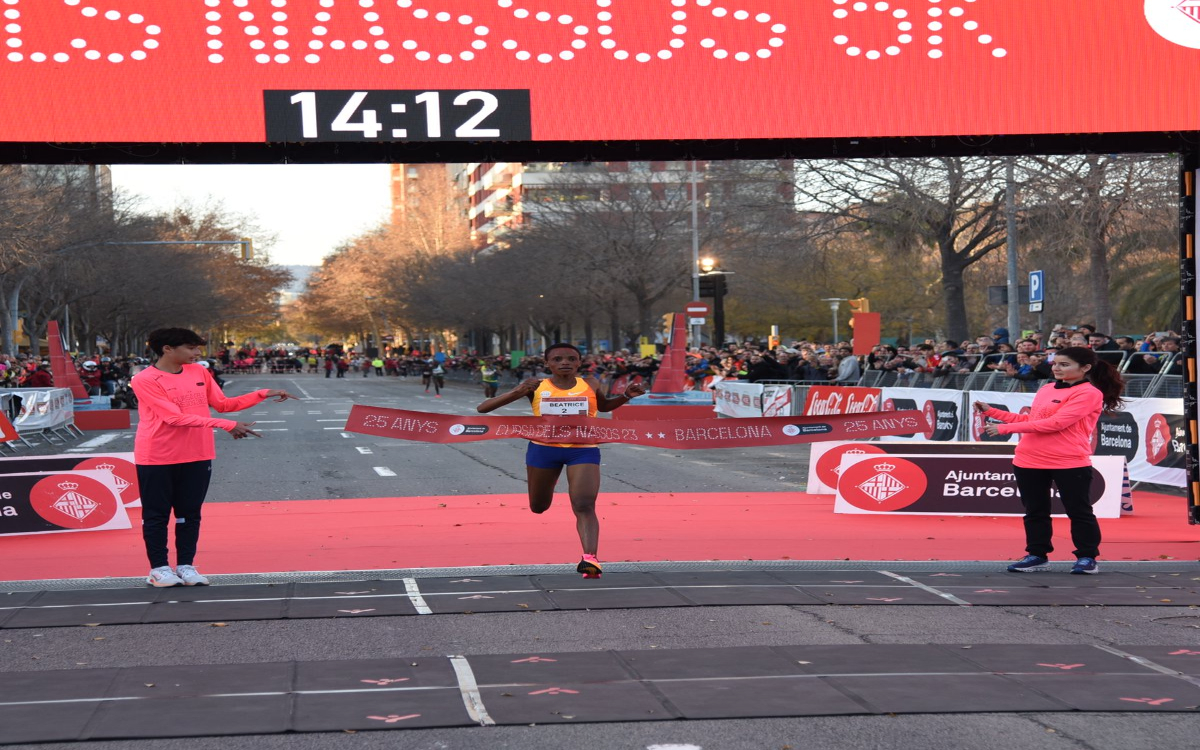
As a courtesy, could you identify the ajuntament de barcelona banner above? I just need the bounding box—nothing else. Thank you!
[0,1,1197,143]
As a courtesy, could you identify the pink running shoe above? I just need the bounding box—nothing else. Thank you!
[577,554,603,579]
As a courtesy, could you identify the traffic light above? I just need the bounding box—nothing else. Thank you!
[698,274,726,298]
[661,313,675,335]
[240,237,254,260]
[848,297,870,313]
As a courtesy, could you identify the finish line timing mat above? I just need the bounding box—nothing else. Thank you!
[2,643,1199,744]
[4,569,1200,629]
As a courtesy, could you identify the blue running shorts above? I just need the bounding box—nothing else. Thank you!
[525,442,601,469]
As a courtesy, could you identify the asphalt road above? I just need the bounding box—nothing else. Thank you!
[6,372,1200,749]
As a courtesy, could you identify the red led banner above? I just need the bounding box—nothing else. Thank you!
[344,405,925,448]
[0,1,1197,143]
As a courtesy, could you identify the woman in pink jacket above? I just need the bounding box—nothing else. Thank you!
[974,346,1124,575]
[132,328,297,587]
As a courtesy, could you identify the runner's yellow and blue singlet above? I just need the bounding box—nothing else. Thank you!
[531,376,598,448]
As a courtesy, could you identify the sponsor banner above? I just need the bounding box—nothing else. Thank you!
[762,385,794,418]
[805,387,964,442]
[834,453,1124,518]
[804,385,882,416]
[0,470,132,536]
[967,389,1034,443]
[806,440,1017,495]
[1096,397,1186,488]
[714,382,763,418]
[11,388,75,432]
[345,405,925,449]
[969,390,1185,487]
[0,453,139,507]
[0,3,1198,142]
[879,388,964,442]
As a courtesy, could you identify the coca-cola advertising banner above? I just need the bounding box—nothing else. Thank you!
[806,439,1015,495]
[0,453,140,507]
[0,470,132,536]
[0,1,1197,143]
[969,390,1185,488]
[833,453,1124,518]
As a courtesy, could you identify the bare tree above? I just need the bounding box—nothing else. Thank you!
[782,157,1009,342]
[1019,154,1176,333]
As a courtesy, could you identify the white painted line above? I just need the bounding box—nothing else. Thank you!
[323,427,346,430]
[252,420,287,423]
[75,433,120,449]
[403,577,433,615]
[280,411,295,415]
[878,570,972,606]
[449,655,495,726]
[258,429,289,432]
[250,412,268,416]
[355,447,373,454]
[306,411,322,415]
[315,419,343,422]
[340,432,353,438]
[373,466,396,477]
[1095,645,1200,690]
[334,410,350,414]
[288,379,314,400]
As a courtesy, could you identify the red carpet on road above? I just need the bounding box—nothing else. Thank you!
[1,491,1196,581]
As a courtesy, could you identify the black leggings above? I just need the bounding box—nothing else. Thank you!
[1013,465,1101,559]
[137,461,213,569]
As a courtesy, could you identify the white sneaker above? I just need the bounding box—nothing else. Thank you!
[176,565,210,586]
[147,566,184,587]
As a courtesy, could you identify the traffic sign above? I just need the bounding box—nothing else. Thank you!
[1029,302,1044,313]
[688,317,706,326]
[1029,270,1044,303]
[685,302,710,316]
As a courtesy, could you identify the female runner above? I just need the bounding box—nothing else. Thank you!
[477,343,647,578]
[974,346,1124,574]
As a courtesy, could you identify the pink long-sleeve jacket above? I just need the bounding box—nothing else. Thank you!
[131,364,269,465]
[983,380,1103,469]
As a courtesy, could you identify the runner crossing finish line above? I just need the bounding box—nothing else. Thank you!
[344,405,925,449]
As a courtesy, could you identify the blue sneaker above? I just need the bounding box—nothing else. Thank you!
[1007,554,1050,573]
[1070,557,1099,575]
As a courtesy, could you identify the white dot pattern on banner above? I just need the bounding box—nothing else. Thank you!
[496,2,585,63]
[832,0,1004,60]
[5,0,155,63]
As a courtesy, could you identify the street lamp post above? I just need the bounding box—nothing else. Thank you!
[821,298,848,343]
[699,257,730,348]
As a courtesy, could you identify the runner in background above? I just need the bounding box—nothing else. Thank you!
[132,328,298,587]
[431,361,446,398]
[480,360,500,399]
[974,346,1124,575]
[476,343,647,578]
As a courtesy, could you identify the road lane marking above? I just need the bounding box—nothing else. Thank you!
[75,433,120,449]
[403,577,433,615]
[288,379,315,399]
[449,656,495,726]
[316,419,343,422]
[323,427,347,430]
[356,447,373,454]
[373,467,396,477]
[341,432,353,438]
[879,570,972,606]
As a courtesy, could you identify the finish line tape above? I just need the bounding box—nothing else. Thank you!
[343,405,925,450]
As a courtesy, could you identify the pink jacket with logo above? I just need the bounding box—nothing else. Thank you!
[131,364,269,465]
[983,381,1103,469]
